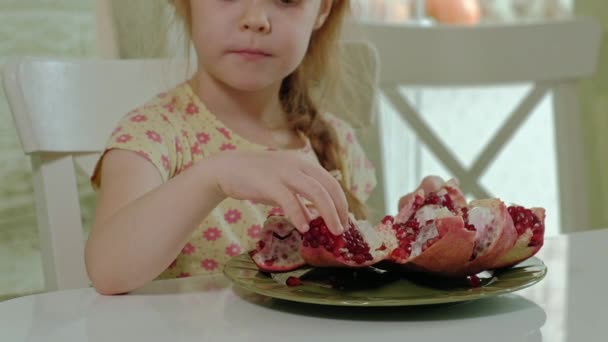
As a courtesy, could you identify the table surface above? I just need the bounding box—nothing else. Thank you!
[1,229,606,342]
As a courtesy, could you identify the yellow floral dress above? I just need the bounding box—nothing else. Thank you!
[91,82,377,279]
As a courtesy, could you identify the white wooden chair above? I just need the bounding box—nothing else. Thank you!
[360,18,602,233]
[1,42,383,291]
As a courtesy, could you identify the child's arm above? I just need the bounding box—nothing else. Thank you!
[85,149,225,295]
[86,149,348,295]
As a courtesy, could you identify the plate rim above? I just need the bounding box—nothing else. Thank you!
[223,254,547,307]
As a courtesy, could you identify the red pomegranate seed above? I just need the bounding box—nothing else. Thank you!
[468,275,482,287]
[382,215,395,224]
[443,194,455,212]
[507,205,545,246]
[425,192,441,205]
[391,248,409,261]
[286,277,302,287]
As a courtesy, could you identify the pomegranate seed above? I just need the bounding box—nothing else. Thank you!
[391,248,409,261]
[318,235,328,245]
[352,254,367,264]
[286,277,302,287]
[382,215,394,224]
[468,275,482,287]
[443,194,455,212]
[425,192,441,205]
[303,217,372,264]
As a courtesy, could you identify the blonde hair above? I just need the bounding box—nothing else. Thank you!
[172,0,368,219]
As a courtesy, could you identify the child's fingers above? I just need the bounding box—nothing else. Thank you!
[286,174,344,236]
[299,162,349,229]
[273,188,310,233]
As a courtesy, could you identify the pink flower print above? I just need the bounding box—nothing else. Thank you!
[196,132,210,144]
[248,224,262,239]
[177,272,191,278]
[136,150,150,161]
[365,183,374,194]
[175,138,183,154]
[130,114,147,123]
[268,207,284,216]
[116,134,132,143]
[146,130,162,143]
[350,185,359,194]
[203,227,222,241]
[192,142,203,155]
[169,259,177,269]
[220,143,236,151]
[346,131,354,144]
[201,259,218,271]
[249,199,259,205]
[217,127,231,140]
[182,161,194,172]
[181,130,189,138]
[186,103,199,115]
[161,155,170,172]
[158,92,168,99]
[225,243,242,257]
[181,242,196,255]
[364,158,374,170]
[112,126,122,136]
[224,209,242,224]
[163,102,175,113]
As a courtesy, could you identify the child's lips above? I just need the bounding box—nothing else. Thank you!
[229,49,273,60]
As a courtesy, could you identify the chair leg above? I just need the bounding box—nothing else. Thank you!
[31,154,90,291]
[552,82,591,233]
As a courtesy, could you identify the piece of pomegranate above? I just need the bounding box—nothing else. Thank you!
[490,205,545,269]
[251,214,396,272]
[389,189,477,276]
[300,214,396,268]
[395,178,467,224]
[249,216,305,272]
[456,198,518,275]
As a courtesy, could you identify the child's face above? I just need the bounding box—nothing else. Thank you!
[190,0,332,92]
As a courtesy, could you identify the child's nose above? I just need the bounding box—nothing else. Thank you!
[239,3,271,34]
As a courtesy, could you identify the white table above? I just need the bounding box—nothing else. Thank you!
[1,229,606,342]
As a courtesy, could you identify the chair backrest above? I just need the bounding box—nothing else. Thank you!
[1,42,383,291]
[359,18,602,232]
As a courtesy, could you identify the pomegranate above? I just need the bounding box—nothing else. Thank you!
[301,214,396,268]
[251,214,396,272]
[248,177,545,282]
[490,206,545,269]
[456,199,518,275]
[389,188,477,276]
[249,216,305,272]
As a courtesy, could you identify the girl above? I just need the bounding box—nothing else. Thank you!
[86,0,378,295]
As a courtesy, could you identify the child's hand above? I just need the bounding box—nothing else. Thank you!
[210,151,349,235]
[397,175,446,211]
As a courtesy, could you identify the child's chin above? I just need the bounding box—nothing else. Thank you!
[225,74,280,92]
